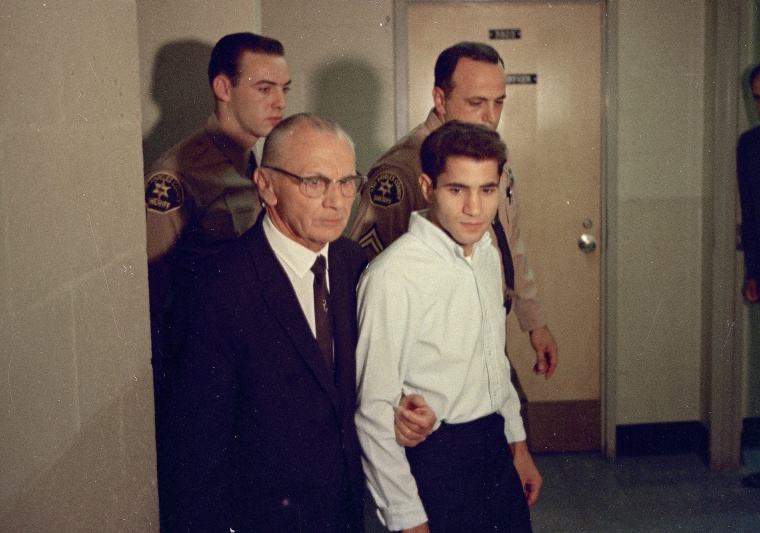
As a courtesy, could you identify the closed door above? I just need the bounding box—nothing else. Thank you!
[408,1,602,451]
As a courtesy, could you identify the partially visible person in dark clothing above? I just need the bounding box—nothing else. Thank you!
[738,63,760,305]
[738,64,760,490]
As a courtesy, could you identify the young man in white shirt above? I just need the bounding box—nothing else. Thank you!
[356,121,542,533]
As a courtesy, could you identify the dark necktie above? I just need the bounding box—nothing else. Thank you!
[492,217,515,314]
[311,255,334,370]
[246,151,258,178]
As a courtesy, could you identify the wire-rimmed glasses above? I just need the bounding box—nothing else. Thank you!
[262,165,366,198]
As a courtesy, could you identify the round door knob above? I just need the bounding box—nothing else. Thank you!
[578,233,597,254]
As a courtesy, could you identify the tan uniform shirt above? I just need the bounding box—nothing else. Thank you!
[348,109,546,332]
[145,113,262,397]
[145,112,261,272]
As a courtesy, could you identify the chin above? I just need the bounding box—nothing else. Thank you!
[316,229,344,244]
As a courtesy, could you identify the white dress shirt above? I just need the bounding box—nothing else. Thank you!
[355,210,525,531]
[263,214,329,338]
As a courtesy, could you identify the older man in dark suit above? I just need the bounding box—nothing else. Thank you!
[160,113,368,532]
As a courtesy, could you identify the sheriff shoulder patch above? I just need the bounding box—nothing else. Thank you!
[369,173,404,208]
[145,172,184,214]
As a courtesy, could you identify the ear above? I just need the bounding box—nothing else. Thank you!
[254,168,278,207]
[212,74,233,103]
[419,173,435,204]
[432,87,447,121]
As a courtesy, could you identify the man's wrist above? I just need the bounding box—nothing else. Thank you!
[509,440,530,457]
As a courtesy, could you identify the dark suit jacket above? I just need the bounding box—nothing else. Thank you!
[738,126,760,281]
[160,217,367,533]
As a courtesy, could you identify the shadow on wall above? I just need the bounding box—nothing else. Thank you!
[143,40,214,173]
[311,58,385,175]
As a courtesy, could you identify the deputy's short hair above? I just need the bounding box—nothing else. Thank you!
[434,42,504,98]
[208,32,284,87]
[420,121,506,187]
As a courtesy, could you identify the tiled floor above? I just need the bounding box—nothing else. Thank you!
[365,448,760,532]
[531,449,760,532]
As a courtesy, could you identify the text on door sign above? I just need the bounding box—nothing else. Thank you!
[506,74,537,85]
[489,29,521,40]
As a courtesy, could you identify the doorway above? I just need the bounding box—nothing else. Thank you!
[406,1,603,452]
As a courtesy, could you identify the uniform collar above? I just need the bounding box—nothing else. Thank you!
[204,112,250,178]
[423,108,444,135]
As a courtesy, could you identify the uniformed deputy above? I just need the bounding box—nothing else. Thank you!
[347,43,559,416]
[145,32,291,408]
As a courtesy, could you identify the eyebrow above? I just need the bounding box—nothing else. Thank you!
[254,79,292,87]
[465,94,506,101]
[443,181,499,188]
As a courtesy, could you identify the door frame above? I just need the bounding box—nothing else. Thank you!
[392,0,744,464]
[707,0,744,470]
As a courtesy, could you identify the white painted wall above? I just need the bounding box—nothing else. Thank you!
[261,0,396,174]
[0,0,156,528]
[615,0,708,424]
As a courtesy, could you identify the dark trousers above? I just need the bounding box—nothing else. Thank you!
[405,413,532,533]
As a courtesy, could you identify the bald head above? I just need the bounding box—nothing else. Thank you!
[261,113,354,169]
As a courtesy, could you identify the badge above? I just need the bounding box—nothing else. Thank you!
[145,172,184,214]
[369,173,404,207]
[507,167,516,188]
[506,167,516,204]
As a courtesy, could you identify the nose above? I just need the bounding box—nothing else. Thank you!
[463,190,481,216]
[322,179,346,210]
[273,88,286,110]
[483,103,498,127]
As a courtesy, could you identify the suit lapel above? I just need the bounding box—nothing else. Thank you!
[246,222,341,408]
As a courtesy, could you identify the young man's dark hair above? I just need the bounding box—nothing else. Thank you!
[434,41,505,97]
[207,32,285,86]
[420,120,507,185]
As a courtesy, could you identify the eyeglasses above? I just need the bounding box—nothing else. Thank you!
[262,165,367,199]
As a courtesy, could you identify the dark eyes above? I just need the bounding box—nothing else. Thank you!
[446,186,497,194]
